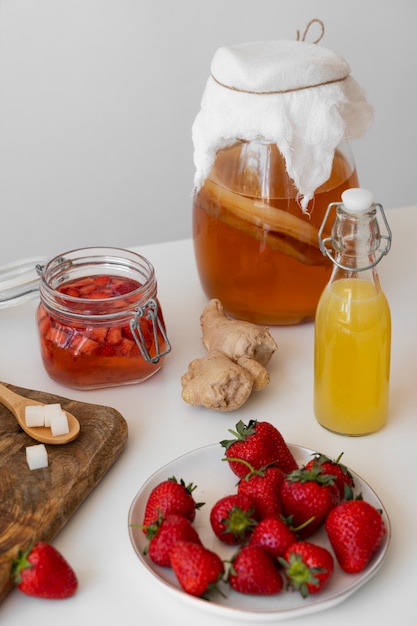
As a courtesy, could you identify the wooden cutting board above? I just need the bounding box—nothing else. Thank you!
[0,382,128,602]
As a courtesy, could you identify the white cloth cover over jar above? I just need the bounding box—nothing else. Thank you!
[192,39,373,212]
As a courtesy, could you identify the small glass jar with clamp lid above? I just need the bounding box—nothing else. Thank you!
[314,188,392,435]
[36,247,171,389]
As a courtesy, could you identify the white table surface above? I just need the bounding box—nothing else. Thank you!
[1,205,416,625]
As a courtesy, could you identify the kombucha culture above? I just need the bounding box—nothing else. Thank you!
[193,141,359,325]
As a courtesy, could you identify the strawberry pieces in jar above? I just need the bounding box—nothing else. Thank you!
[37,274,168,389]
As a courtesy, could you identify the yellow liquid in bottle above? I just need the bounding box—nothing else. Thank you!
[314,277,391,435]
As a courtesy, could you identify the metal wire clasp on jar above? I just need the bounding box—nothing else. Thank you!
[35,247,171,390]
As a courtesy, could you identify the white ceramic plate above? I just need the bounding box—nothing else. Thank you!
[128,443,391,622]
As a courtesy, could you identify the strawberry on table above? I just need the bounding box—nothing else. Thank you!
[248,516,297,559]
[169,541,224,598]
[210,493,258,545]
[279,541,334,597]
[11,541,78,599]
[142,476,204,530]
[325,495,387,573]
[228,545,284,595]
[220,419,298,479]
[281,465,339,537]
[305,452,355,500]
[141,513,201,567]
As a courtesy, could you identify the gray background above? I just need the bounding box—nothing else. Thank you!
[0,0,415,265]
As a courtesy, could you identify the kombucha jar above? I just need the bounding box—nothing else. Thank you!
[193,139,358,325]
[36,247,171,389]
[192,22,373,324]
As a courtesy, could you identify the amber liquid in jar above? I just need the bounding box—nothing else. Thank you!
[193,142,359,324]
[38,273,168,389]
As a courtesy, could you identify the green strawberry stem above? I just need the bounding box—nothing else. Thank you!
[10,541,34,584]
[204,573,228,600]
[290,516,317,535]
[168,476,196,495]
[167,476,205,510]
[286,465,336,486]
[220,419,258,449]
[224,506,257,540]
[278,553,325,599]
[221,456,279,479]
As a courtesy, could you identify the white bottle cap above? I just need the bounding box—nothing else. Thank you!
[341,188,374,214]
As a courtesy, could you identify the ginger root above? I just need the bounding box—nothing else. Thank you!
[181,350,255,411]
[181,299,278,411]
[201,299,277,366]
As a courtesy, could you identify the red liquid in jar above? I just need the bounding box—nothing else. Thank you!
[37,274,168,388]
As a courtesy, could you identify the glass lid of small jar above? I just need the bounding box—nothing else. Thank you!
[0,256,46,309]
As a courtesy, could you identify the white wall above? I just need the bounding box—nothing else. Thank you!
[0,0,415,265]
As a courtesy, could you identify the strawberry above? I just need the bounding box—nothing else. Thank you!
[228,545,284,595]
[113,278,140,296]
[248,516,297,559]
[106,327,123,345]
[279,541,334,597]
[89,289,114,299]
[142,476,204,531]
[92,275,111,287]
[121,323,135,342]
[210,493,258,545]
[11,541,78,599]
[46,323,72,348]
[98,344,117,357]
[85,326,108,343]
[142,513,201,567]
[220,419,298,479]
[237,464,285,519]
[169,541,224,598]
[305,452,354,499]
[280,465,339,538]
[325,495,387,573]
[267,425,299,474]
[117,337,135,357]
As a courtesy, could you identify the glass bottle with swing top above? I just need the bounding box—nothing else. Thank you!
[314,188,392,435]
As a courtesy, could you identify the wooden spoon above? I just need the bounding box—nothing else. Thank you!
[0,383,80,444]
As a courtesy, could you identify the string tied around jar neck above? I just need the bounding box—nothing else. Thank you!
[192,22,373,212]
[296,18,325,44]
[209,19,348,98]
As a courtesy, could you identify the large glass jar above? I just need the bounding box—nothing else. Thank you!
[36,247,171,389]
[193,140,359,325]
[191,32,372,325]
